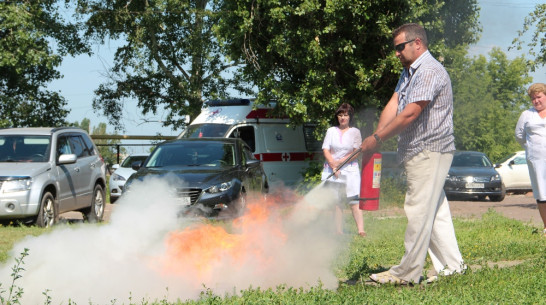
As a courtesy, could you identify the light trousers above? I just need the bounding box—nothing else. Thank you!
[389,150,465,283]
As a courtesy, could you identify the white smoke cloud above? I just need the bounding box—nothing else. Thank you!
[0,177,347,304]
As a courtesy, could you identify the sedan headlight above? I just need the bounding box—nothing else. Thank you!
[205,181,233,194]
[111,173,126,182]
[445,175,458,182]
[491,174,501,182]
[2,178,32,193]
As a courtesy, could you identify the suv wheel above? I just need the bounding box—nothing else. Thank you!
[36,192,57,228]
[82,184,105,223]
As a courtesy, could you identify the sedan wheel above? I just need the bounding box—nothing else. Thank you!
[489,194,505,202]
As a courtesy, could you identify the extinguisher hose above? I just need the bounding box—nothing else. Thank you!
[325,147,362,180]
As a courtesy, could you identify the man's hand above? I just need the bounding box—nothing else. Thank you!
[360,135,380,154]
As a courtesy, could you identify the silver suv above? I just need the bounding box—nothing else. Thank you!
[0,127,106,227]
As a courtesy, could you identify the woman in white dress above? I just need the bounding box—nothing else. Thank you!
[515,83,546,236]
[322,103,366,236]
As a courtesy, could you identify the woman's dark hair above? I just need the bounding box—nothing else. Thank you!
[335,103,355,126]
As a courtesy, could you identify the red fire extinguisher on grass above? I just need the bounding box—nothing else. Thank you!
[359,152,382,211]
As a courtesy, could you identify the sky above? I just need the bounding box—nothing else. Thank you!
[49,0,545,142]
[468,0,545,81]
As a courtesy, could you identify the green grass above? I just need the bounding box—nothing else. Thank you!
[0,226,43,263]
[1,209,545,304]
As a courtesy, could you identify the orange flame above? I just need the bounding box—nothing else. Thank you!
[160,198,290,284]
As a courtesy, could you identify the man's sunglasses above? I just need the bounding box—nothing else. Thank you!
[394,39,416,52]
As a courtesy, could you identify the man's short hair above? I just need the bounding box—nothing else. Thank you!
[393,23,428,47]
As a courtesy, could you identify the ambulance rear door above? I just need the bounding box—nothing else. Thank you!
[251,123,321,187]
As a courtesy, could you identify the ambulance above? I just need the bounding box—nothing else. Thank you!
[178,99,323,187]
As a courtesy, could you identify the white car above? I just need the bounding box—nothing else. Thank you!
[109,153,149,203]
[494,151,532,192]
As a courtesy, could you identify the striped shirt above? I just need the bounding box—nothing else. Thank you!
[395,50,455,163]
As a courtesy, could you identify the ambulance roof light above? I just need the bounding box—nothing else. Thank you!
[206,99,252,106]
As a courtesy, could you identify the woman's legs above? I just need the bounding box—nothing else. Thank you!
[350,203,366,236]
[335,205,344,234]
[537,200,546,235]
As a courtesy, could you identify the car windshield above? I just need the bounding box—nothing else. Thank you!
[0,135,51,162]
[120,155,149,167]
[145,142,236,167]
[179,123,231,138]
[452,153,492,167]
[496,152,518,164]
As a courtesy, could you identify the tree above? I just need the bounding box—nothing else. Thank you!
[74,0,251,131]
[217,0,481,137]
[512,3,546,71]
[449,48,531,162]
[0,0,88,127]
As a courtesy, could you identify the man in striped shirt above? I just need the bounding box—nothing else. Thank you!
[361,23,465,285]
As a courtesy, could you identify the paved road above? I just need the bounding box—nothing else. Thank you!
[449,192,542,227]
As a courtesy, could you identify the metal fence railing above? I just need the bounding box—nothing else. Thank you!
[90,134,177,165]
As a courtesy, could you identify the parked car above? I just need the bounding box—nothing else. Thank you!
[0,127,107,227]
[109,153,150,203]
[494,151,532,192]
[444,151,505,202]
[124,138,269,217]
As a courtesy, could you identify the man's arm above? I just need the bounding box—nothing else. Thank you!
[361,99,430,152]
[375,92,399,133]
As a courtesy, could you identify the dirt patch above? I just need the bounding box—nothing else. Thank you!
[60,192,542,228]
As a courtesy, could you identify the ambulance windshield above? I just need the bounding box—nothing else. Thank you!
[179,123,231,138]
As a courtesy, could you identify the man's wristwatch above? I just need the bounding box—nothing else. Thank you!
[373,134,382,144]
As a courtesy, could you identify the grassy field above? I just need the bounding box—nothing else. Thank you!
[1,206,545,304]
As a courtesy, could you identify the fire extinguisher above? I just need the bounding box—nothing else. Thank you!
[359,152,382,211]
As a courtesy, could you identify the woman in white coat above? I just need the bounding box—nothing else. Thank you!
[515,83,546,236]
[322,103,366,236]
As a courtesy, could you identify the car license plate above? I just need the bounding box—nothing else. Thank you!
[465,182,484,189]
[178,196,191,206]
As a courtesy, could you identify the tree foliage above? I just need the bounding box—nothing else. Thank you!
[74,0,252,131]
[0,0,88,127]
[73,0,481,134]
[217,0,481,137]
[448,48,531,162]
[512,3,546,70]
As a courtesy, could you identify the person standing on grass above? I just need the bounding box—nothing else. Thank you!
[359,23,465,284]
[321,103,366,237]
[515,83,546,237]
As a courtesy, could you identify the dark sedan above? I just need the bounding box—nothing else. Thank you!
[124,138,269,217]
[444,151,505,202]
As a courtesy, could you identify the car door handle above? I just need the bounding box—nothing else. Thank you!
[74,167,80,172]
[91,163,96,168]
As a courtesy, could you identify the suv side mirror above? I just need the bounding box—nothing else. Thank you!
[58,154,77,164]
